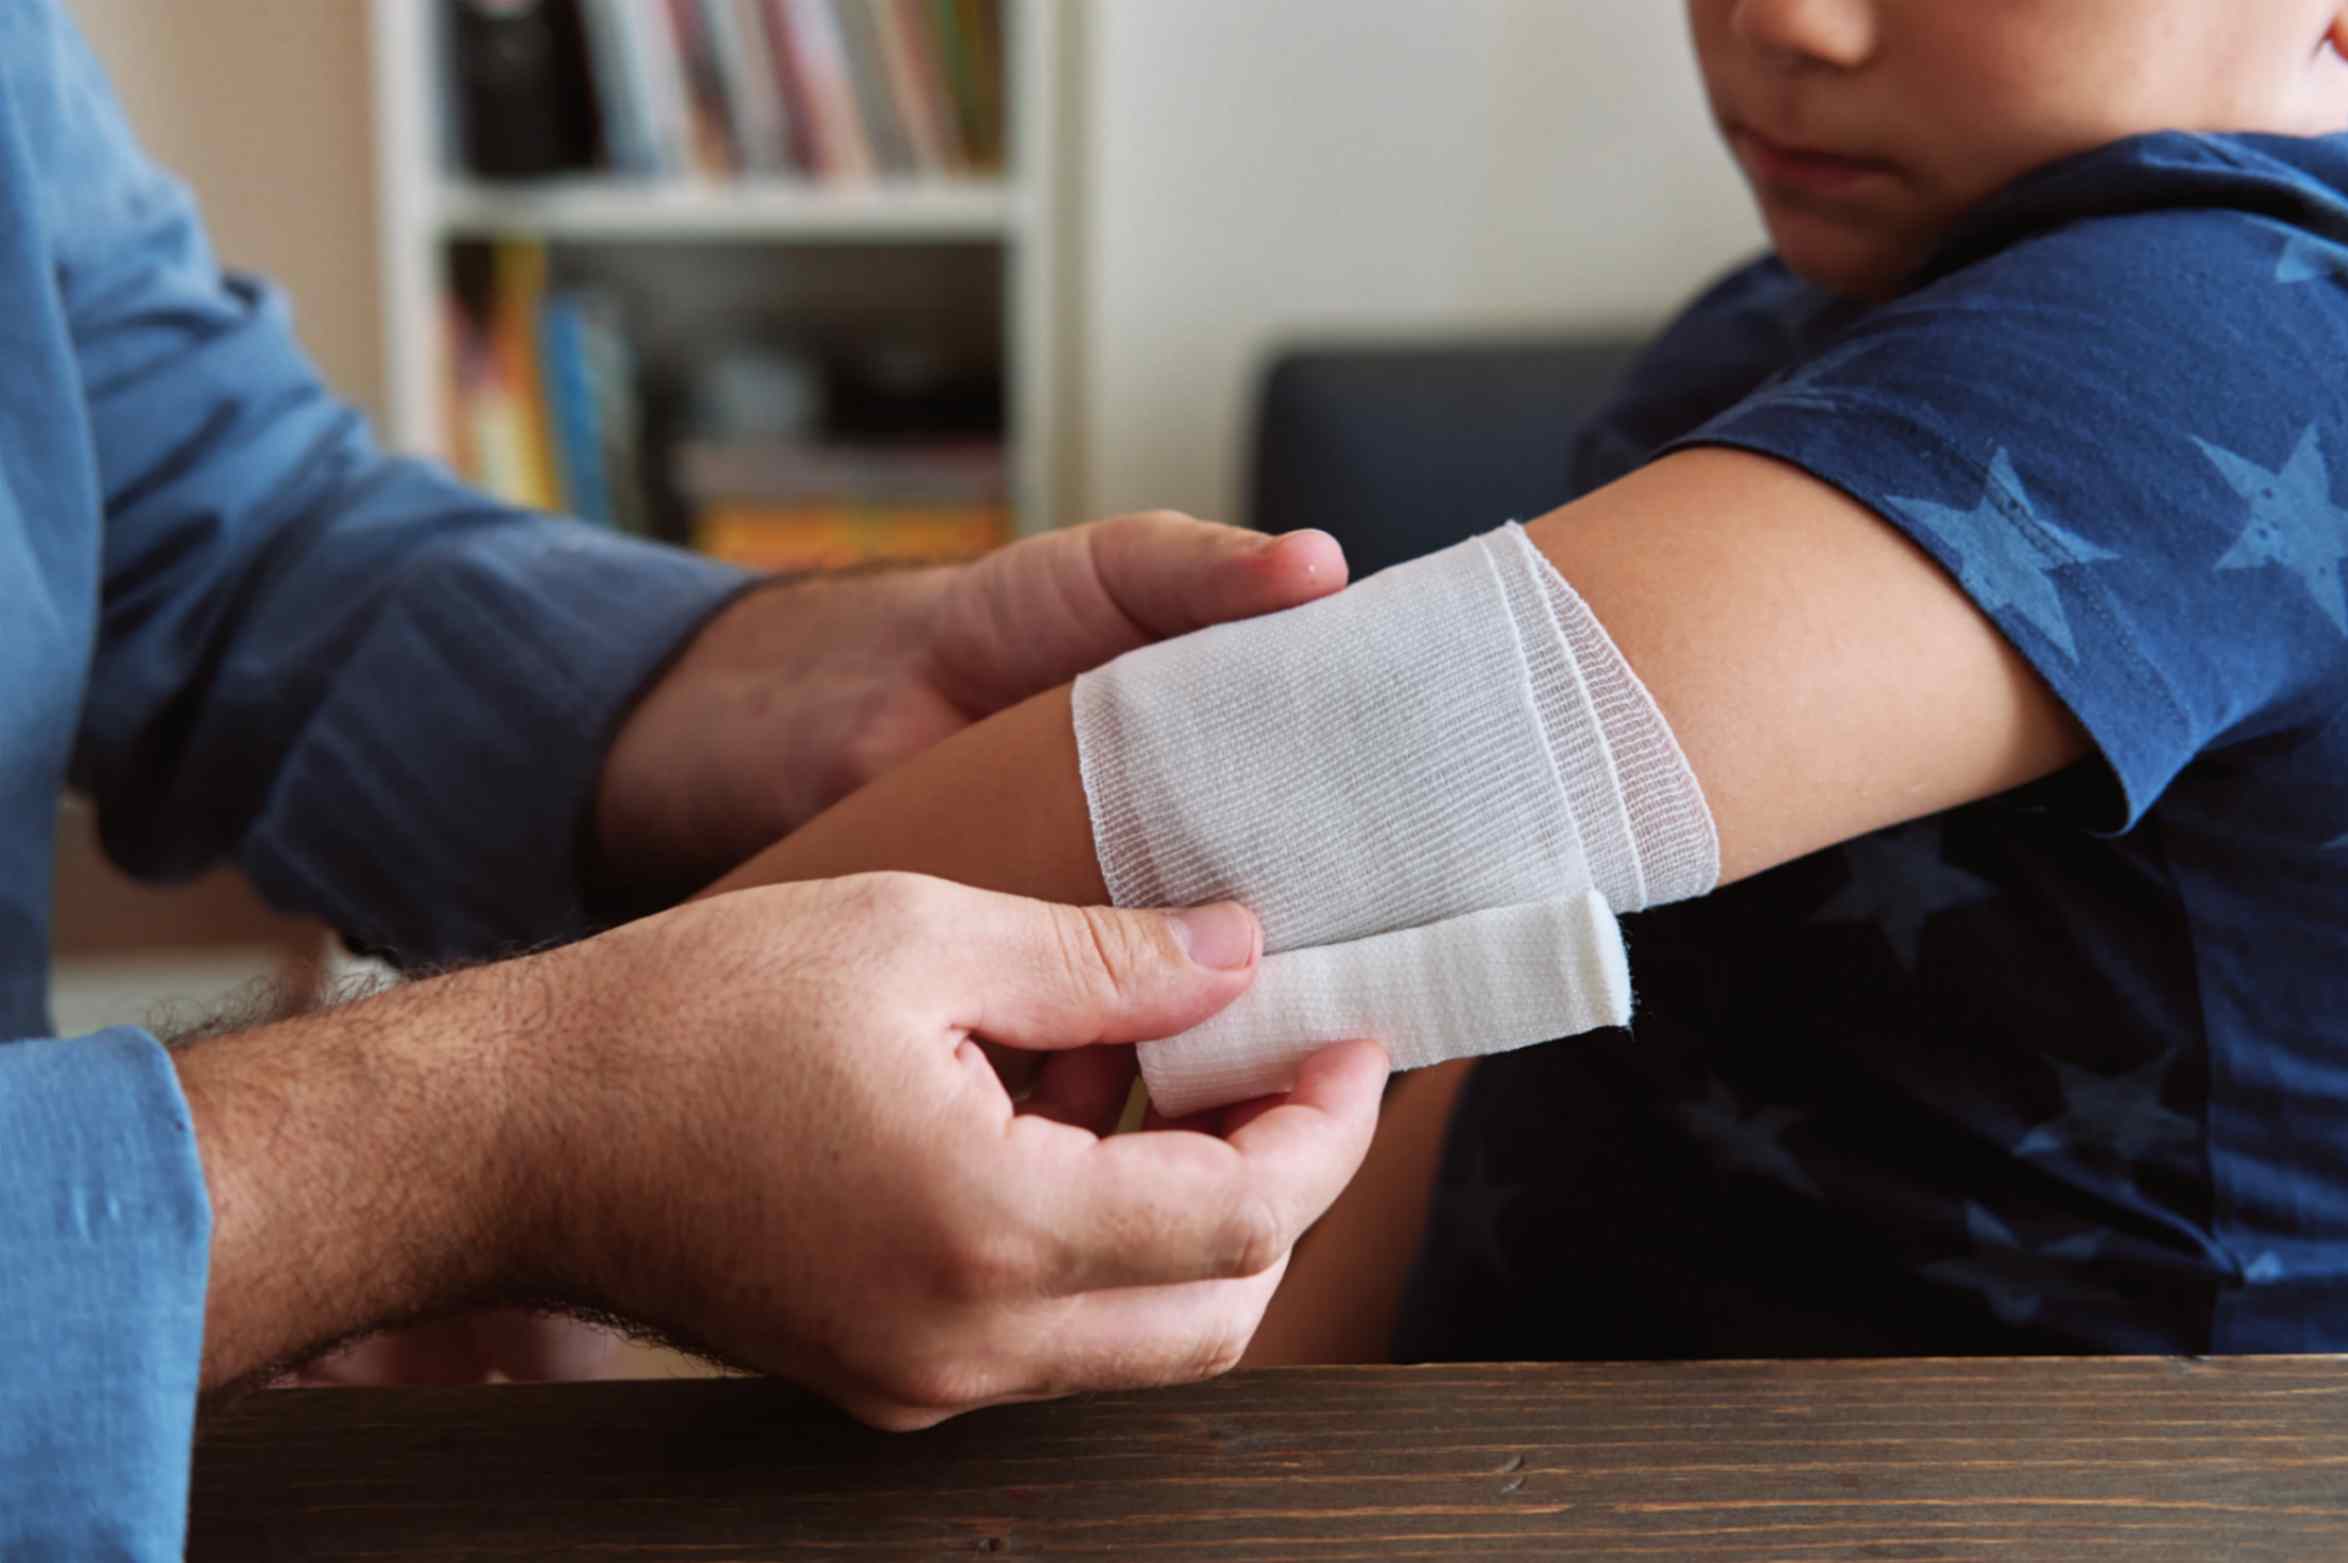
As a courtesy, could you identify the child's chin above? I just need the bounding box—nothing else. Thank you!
[1770,224,1921,303]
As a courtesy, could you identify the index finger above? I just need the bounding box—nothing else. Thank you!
[1023,1039,1390,1295]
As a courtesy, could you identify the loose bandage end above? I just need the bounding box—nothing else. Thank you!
[1137,890,1630,1119]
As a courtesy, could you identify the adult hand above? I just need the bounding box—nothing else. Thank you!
[543,875,1387,1426]
[184,875,1389,1422]
[311,518,1352,1390]
[591,516,1346,906]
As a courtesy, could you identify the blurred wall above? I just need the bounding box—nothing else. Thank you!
[1081,0,1766,523]
[65,0,388,427]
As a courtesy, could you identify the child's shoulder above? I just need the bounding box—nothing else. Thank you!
[1631,130,2348,405]
[1578,132,2348,837]
[1939,130,2348,270]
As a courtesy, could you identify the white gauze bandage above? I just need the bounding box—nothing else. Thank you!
[1073,523,1718,1112]
[1139,891,1629,1119]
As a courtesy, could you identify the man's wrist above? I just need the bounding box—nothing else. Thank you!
[173,957,568,1390]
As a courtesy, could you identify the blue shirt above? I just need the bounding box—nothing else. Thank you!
[1400,132,2348,1362]
[0,4,745,1553]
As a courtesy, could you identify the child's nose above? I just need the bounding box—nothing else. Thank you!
[1728,0,1880,71]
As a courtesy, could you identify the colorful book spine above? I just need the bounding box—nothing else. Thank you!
[537,293,613,527]
[666,0,741,175]
[873,0,955,174]
[927,0,980,170]
[694,503,1009,572]
[488,240,562,513]
[710,0,792,174]
[758,0,823,175]
[959,0,1004,170]
[833,0,916,176]
[579,0,658,174]
[553,0,1006,183]
[616,0,693,174]
[783,0,877,177]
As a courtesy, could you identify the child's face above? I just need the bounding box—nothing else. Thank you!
[1689,0,2348,298]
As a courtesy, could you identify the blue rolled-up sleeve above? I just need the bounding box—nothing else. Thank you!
[20,0,747,966]
[0,1030,210,1561]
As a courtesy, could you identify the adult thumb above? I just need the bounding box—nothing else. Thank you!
[945,891,1261,1054]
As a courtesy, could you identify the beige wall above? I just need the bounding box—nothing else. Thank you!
[1082,0,1766,523]
[65,0,387,427]
[54,1,378,974]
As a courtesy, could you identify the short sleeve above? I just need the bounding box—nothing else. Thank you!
[1669,166,2348,832]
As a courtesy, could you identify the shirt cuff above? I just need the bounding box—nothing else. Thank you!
[239,521,751,967]
[0,1029,210,1559]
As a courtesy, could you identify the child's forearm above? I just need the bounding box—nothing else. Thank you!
[708,446,2089,928]
[699,685,1106,907]
[1242,1059,1471,1365]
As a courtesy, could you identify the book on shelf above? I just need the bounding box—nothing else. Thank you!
[680,436,1010,570]
[779,0,877,177]
[662,0,744,176]
[456,0,1008,184]
[442,235,1011,566]
[704,0,794,175]
[695,504,1008,571]
[447,0,601,179]
[444,240,649,535]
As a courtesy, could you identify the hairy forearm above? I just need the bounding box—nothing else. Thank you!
[171,960,558,1392]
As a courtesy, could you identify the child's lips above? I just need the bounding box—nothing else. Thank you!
[1731,125,1897,195]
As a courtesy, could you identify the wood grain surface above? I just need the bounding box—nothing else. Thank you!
[187,1358,2348,1560]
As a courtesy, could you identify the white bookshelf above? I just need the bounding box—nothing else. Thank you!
[368,0,1068,536]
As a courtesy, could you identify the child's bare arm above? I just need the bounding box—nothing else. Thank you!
[705,443,2088,909]
[1241,1059,1473,1366]
[698,681,1103,903]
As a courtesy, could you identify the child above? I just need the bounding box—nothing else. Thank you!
[711,0,2348,1362]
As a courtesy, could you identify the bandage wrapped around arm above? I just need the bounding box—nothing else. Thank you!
[1073,524,1718,1113]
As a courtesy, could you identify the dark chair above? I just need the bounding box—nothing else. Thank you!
[1246,336,1646,578]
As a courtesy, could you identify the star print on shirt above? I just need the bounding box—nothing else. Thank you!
[1809,820,2000,972]
[1891,450,2121,661]
[1442,1144,1527,1284]
[1755,357,1848,416]
[2195,426,2348,639]
[1672,1077,1825,1201]
[2013,1050,2200,1176]
[1920,1202,2106,1327]
[2277,234,2348,286]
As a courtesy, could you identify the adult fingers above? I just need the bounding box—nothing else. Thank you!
[977,1263,1291,1412]
[1017,1042,1140,1135]
[935,885,1263,1053]
[849,1263,1291,1428]
[1024,1040,1389,1295]
[934,515,1348,714]
[1034,1260,1289,1395]
[1083,516,1349,640]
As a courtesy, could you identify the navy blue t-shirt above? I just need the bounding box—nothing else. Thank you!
[1398,131,2348,1359]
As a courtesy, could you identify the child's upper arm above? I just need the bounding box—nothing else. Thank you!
[1524,446,2093,886]
[1556,165,2348,889]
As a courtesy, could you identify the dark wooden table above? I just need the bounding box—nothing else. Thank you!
[189,1359,2348,1560]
